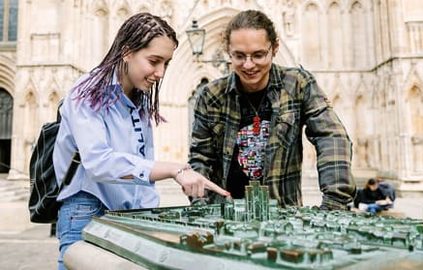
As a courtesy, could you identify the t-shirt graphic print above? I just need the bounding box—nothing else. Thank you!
[236,119,270,180]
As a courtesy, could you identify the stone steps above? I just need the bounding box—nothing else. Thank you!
[0,180,29,203]
[0,178,33,233]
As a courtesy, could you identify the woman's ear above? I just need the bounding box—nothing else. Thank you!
[121,46,131,61]
[123,54,130,63]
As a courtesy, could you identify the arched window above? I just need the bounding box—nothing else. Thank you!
[407,86,423,171]
[0,0,18,42]
[48,92,60,121]
[92,8,109,62]
[23,91,38,171]
[0,88,13,139]
[23,91,37,143]
[351,1,367,68]
[354,95,372,168]
[302,3,322,67]
[409,86,423,135]
[328,2,343,68]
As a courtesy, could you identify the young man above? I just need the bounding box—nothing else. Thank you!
[189,10,356,210]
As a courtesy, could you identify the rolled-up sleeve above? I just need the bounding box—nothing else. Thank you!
[189,87,216,179]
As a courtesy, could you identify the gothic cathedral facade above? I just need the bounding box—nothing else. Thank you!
[0,0,422,194]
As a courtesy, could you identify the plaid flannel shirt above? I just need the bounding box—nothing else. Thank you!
[189,64,356,210]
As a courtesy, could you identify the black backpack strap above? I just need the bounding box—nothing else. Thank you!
[56,99,64,122]
[56,99,80,189]
[60,151,81,187]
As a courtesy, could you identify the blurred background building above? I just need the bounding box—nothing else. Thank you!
[0,0,422,196]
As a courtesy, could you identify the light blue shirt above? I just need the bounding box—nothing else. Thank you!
[53,75,159,210]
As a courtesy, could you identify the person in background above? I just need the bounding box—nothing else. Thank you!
[376,177,396,205]
[188,10,356,210]
[53,13,229,270]
[354,178,393,214]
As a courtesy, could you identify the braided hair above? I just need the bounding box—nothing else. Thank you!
[74,12,178,125]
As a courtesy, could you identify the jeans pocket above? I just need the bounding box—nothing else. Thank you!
[71,202,103,221]
[57,205,95,247]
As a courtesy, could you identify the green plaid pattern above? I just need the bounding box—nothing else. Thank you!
[189,64,356,210]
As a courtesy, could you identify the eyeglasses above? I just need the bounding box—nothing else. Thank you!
[229,45,272,65]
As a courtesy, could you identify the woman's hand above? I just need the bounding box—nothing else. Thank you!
[149,161,230,198]
[173,168,230,198]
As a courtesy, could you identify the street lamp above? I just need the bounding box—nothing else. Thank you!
[185,20,230,74]
[185,20,205,57]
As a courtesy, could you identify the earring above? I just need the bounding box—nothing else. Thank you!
[123,61,128,74]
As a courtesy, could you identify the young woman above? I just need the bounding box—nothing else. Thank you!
[53,12,229,269]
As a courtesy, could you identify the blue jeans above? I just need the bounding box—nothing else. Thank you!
[366,203,382,214]
[56,191,106,270]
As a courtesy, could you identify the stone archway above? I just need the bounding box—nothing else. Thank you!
[0,55,15,175]
[0,89,13,173]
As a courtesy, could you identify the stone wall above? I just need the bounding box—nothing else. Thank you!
[3,0,422,194]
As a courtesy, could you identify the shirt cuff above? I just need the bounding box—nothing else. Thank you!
[130,158,154,185]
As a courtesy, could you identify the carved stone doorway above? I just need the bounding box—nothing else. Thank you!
[0,88,13,173]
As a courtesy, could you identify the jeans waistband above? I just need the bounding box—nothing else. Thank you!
[62,190,100,204]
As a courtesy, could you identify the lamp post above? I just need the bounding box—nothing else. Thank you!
[186,20,205,58]
[185,20,230,75]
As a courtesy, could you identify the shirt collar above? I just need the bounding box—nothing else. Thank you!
[111,69,146,110]
[108,69,140,110]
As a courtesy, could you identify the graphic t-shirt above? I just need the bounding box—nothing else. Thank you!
[227,88,271,198]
